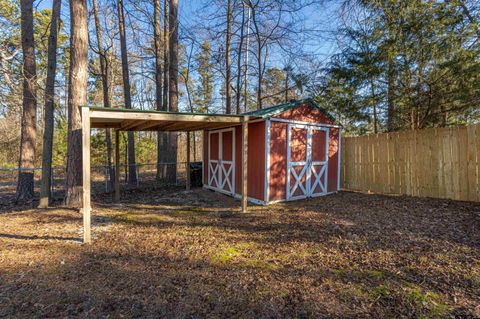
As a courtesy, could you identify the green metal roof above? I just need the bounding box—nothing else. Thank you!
[242,98,336,122]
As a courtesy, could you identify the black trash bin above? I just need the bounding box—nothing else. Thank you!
[189,162,203,187]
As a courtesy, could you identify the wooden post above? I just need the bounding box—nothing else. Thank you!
[81,106,91,244]
[114,130,120,202]
[186,131,191,190]
[241,116,248,212]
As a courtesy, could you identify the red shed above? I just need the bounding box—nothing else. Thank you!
[203,98,342,205]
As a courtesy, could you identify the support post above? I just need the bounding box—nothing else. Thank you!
[81,106,91,244]
[241,116,249,212]
[114,130,120,202]
[186,131,191,190]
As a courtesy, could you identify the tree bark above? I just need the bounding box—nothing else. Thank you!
[386,54,395,132]
[16,0,37,202]
[39,0,61,207]
[235,0,246,114]
[157,0,169,180]
[167,0,178,182]
[225,0,232,114]
[92,0,114,193]
[154,0,164,180]
[244,4,250,112]
[65,0,88,207]
[117,0,137,185]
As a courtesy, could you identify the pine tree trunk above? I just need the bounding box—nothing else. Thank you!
[65,0,88,207]
[92,0,114,192]
[39,0,61,208]
[154,0,164,180]
[386,54,395,132]
[235,0,246,114]
[117,0,137,185]
[167,0,178,183]
[244,4,250,113]
[16,0,37,203]
[225,0,232,114]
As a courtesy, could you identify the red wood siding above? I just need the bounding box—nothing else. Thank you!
[327,127,340,193]
[269,121,288,201]
[269,109,340,202]
[234,121,265,201]
[274,103,334,125]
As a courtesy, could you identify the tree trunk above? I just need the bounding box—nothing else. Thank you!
[235,0,246,114]
[157,0,169,180]
[225,0,232,114]
[154,0,164,181]
[92,0,114,194]
[65,0,88,207]
[386,54,395,132]
[167,0,178,183]
[16,0,37,203]
[244,4,250,112]
[117,0,137,185]
[250,3,262,109]
[39,0,61,208]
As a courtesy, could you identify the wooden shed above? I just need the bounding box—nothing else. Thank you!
[203,98,342,205]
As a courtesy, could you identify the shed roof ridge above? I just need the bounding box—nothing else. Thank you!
[241,97,336,122]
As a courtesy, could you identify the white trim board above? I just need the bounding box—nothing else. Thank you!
[269,117,341,129]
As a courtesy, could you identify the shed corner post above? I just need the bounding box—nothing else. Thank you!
[81,106,92,244]
[241,116,249,213]
[114,130,120,202]
[186,131,191,191]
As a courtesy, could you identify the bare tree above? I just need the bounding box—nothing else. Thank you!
[39,0,61,207]
[225,0,232,114]
[92,0,114,192]
[166,0,178,182]
[153,0,164,180]
[16,0,37,202]
[65,0,88,207]
[117,0,137,185]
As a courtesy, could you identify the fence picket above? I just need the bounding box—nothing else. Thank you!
[341,124,479,202]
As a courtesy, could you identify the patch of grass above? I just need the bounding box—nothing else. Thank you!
[242,258,278,271]
[113,213,168,224]
[211,246,242,264]
[404,286,451,318]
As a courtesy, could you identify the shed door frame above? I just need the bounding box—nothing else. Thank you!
[286,123,329,201]
[208,128,236,196]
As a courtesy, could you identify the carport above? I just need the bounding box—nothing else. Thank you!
[81,106,251,243]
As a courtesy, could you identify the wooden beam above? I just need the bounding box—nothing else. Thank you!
[90,109,243,124]
[114,130,120,202]
[186,131,191,191]
[241,116,249,212]
[81,107,92,244]
[121,119,144,130]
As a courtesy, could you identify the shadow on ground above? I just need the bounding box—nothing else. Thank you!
[0,187,479,318]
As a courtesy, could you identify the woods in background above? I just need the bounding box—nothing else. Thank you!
[0,0,478,204]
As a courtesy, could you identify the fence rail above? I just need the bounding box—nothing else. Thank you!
[340,124,480,202]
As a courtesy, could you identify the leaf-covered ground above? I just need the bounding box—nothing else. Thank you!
[1,187,479,318]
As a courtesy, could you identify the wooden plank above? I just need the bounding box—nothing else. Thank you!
[114,130,120,202]
[466,125,477,201]
[186,131,191,191]
[241,117,248,212]
[457,126,468,201]
[90,109,243,124]
[81,107,91,244]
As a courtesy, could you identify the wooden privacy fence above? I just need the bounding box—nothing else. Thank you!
[340,124,480,202]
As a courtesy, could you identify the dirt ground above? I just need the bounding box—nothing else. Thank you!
[1,187,479,318]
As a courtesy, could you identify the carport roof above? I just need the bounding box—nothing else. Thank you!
[85,106,249,132]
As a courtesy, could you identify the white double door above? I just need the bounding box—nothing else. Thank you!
[208,128,235,195]
[287,124,329,200]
